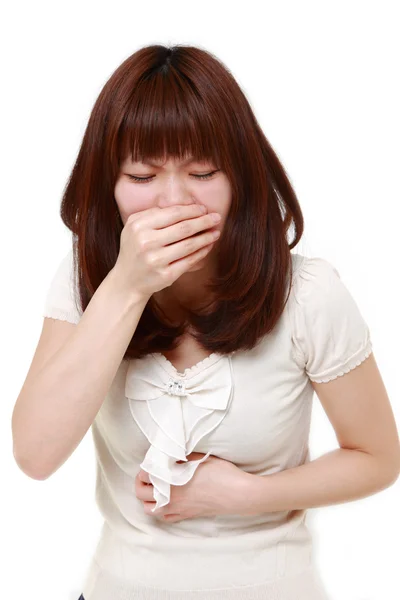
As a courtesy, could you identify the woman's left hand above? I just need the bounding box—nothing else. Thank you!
[135,452,251,523]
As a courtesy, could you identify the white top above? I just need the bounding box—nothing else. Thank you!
[42,249,373,600]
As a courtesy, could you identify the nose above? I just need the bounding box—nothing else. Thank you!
[157,177,196,210]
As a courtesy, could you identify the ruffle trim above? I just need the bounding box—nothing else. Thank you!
[42,309,80,324]
[125,353,234,511]
[307,340,373,383]
[151,351,222,378]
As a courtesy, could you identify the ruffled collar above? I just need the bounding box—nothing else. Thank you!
[125,352,234,512]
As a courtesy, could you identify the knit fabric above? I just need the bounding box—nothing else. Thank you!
[43,250,372,599]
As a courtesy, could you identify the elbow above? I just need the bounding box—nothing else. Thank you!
[387,461,400,486]
[12,417,55,480]
[361,443,400,487]
[13,444,52,481]
[386,444,400,484]
[383,468,399,490]
[377,455,400,487]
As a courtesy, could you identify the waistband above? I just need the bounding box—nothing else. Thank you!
[91,520,314,590]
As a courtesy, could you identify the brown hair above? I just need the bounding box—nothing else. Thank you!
[60,43,304,361]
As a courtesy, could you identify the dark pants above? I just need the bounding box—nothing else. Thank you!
[78,596,85,600]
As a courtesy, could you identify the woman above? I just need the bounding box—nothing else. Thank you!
[13,44,399,600]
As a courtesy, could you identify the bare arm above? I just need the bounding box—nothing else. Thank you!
[240,354,400,514]
[12,268,149,480]
[241,446,399,515]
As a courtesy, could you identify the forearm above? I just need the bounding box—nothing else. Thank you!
[241,448,398,514]
[12,268,149,480]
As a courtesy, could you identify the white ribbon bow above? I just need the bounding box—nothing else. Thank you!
[125,355,233,511]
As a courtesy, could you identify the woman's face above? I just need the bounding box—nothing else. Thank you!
[114,154,232,271]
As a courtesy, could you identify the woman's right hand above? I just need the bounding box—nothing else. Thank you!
[112,204,222,302]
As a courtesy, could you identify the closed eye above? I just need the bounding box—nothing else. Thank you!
[127,170,220,183]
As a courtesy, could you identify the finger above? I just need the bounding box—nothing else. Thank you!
[163,514,184,522]
[142,502,181,520]
[143,501,159,514]
[184,452,208,461]
[138,469,151,484]
[135,479,155,502]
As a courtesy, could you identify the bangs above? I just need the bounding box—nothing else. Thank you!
[63,44,303,361]
[117,71,223,168]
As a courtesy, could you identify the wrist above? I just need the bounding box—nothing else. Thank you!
[107,267,150,308]
[237,471,269,516]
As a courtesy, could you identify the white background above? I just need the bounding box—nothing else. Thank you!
[2,1,399,599]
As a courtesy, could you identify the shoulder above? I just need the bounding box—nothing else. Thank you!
[46,247,76,285]
[288,252,372,382]
[42,246,82,324]
[290,253,340,293]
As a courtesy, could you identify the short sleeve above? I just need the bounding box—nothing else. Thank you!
[289,256,373,383]
[42,248,82,324]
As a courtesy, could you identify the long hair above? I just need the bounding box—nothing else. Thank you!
[60,44,304,361]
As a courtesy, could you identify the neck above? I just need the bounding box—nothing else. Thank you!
[153,261,216,319]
